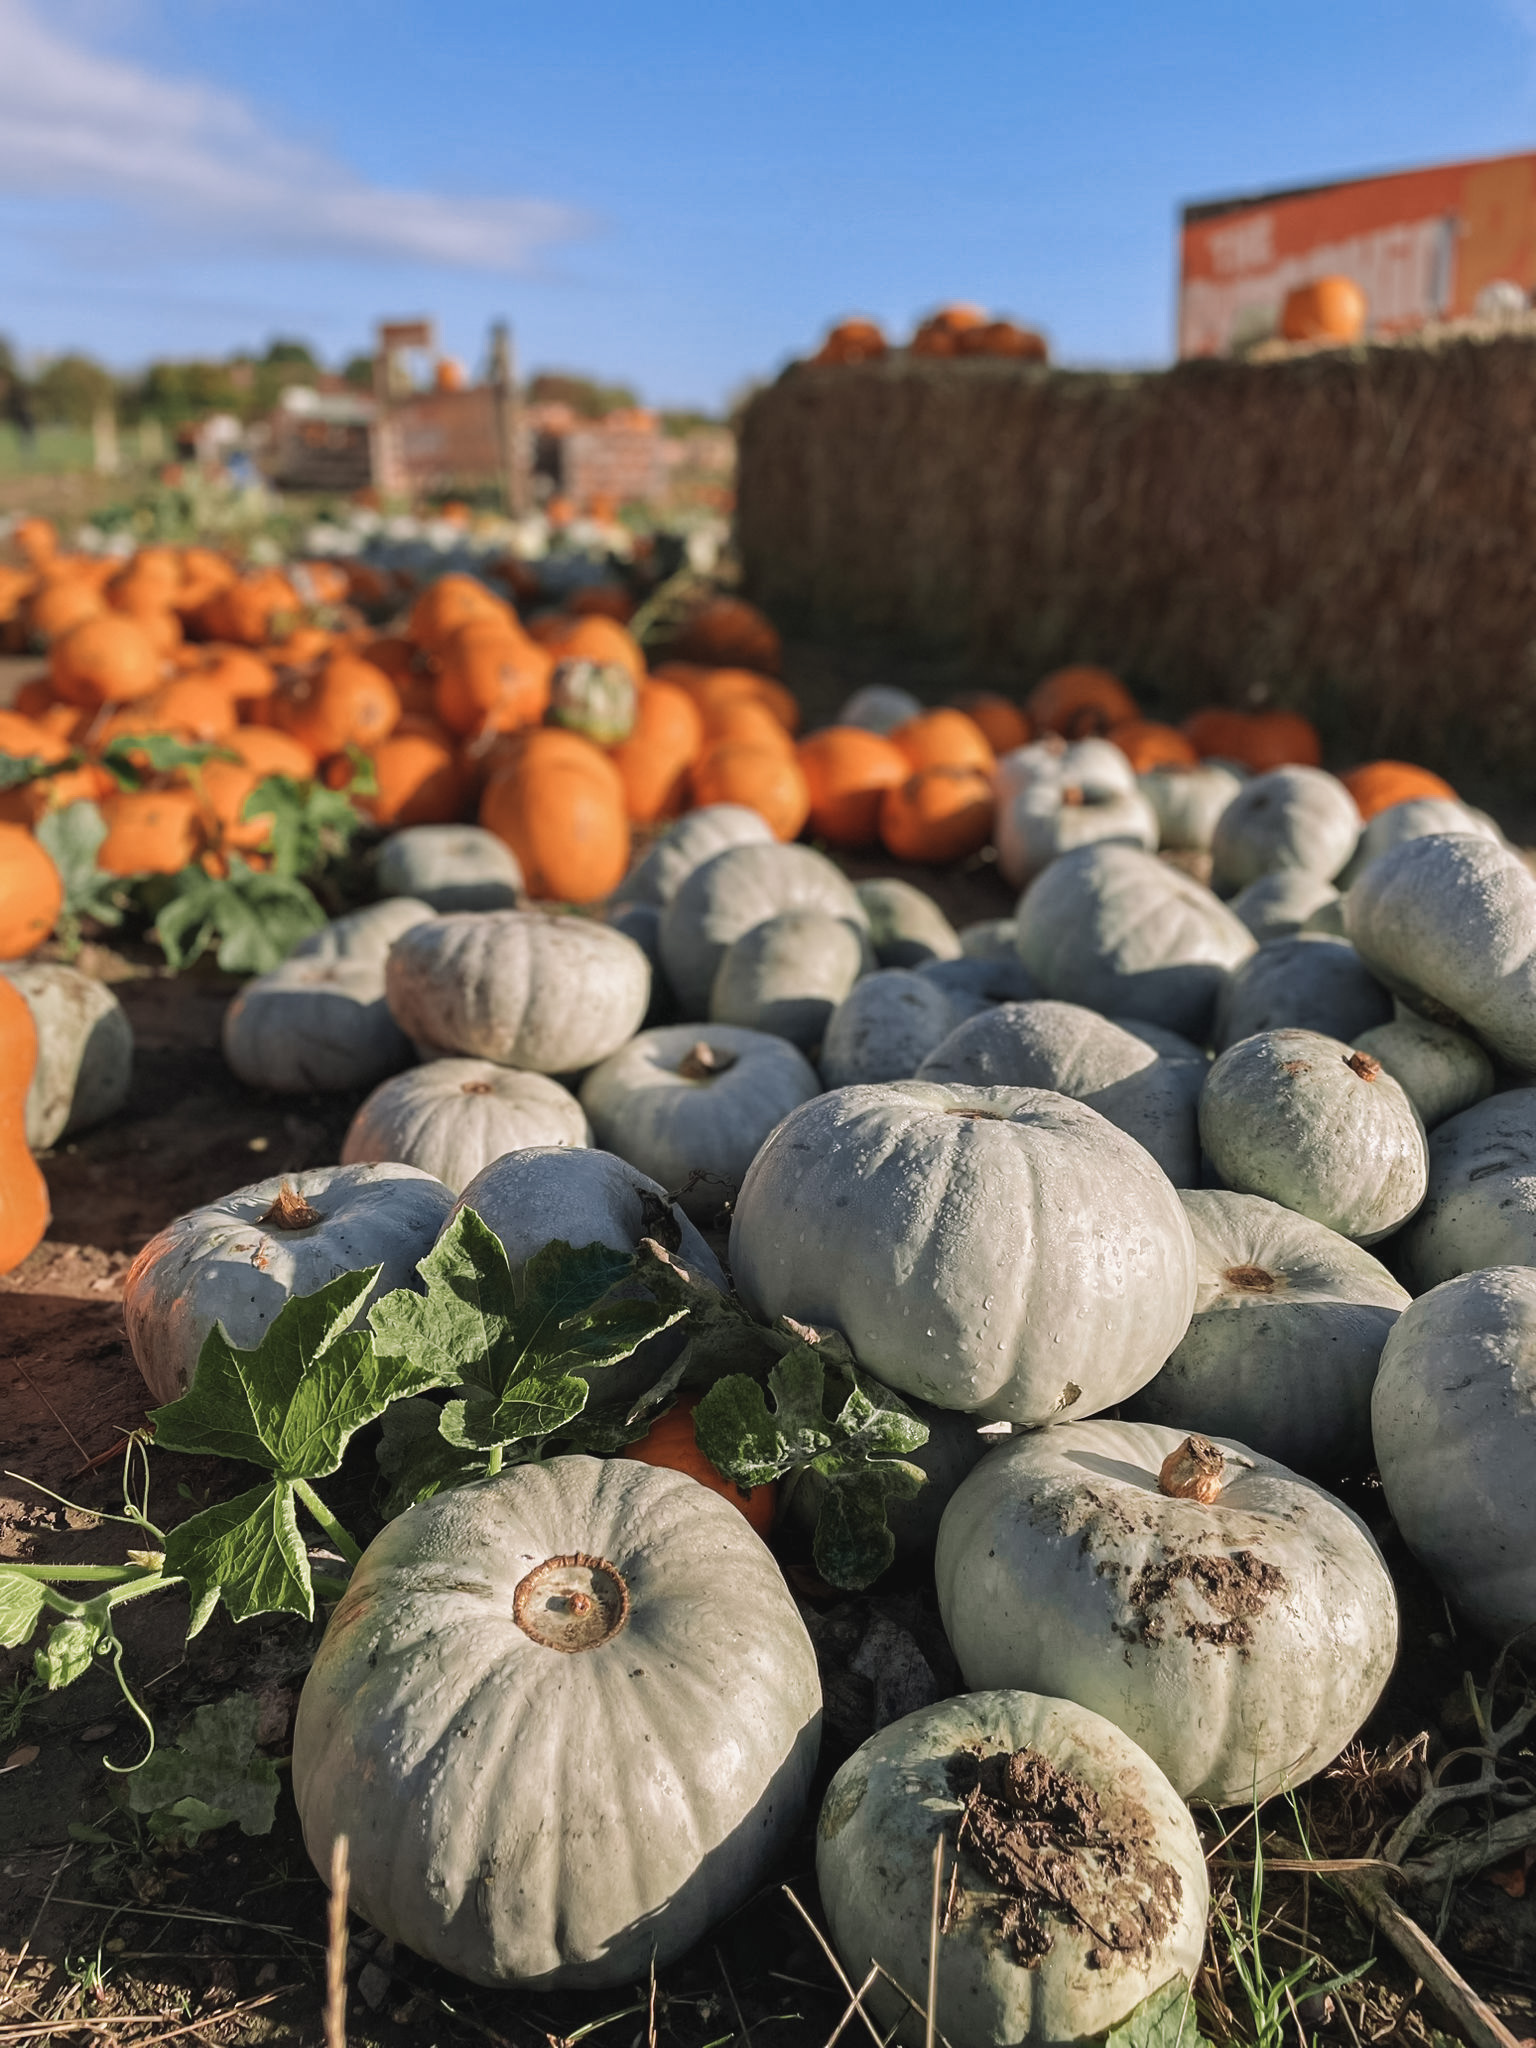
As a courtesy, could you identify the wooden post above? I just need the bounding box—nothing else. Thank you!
[489,320,528,517]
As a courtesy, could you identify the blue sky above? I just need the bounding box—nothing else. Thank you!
[5,0,1536,408]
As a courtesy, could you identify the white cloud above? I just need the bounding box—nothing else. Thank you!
[0,0,587,268]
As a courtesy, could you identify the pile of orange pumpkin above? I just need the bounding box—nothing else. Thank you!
[810,305,1049,366]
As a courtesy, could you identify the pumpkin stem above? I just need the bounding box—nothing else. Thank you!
[1059,786,1086,807]
[1345,1050,1383,1082]
[260,1183,325,1231]
[1158,1434,1225,1504]
[513,1552,629,1652]
[460,1081,494,1095]
[1223,1263,1277,1294]
[678,1041,738,1082]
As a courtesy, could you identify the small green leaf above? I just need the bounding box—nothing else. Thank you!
[35,802,128,931]
[243,773,367,879]
[376,1398,487,1515]
[1098,1979,1211,2048]
[153,861,328,974]
[120,1694,280,1839]
[35,1613,106,1689]
[0,1570,47,1649]
[100,734,229,790]
[808,1457,925,1588]
[163,1483,312,1630]
[0,751,60,792]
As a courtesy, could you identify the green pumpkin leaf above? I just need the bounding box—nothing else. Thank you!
[35,801,129,934]
[119,1693,280,1839]
[35,1611,107,1690]
[163,1483,311,1631]
[0,1570,47,1650]
[0,750,61,792]
[99,734,230,791]
[370,1211,681,1458]
[375,1398,486,1516]
[153,860,328,975]
[807,1456,926,1588]
[244,773,367,879]
[1098,1979,1212,2048]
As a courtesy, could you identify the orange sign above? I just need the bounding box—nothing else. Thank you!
[1179,150,1536,356]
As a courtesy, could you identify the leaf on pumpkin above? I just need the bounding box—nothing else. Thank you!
[119,1693,279,1839]
[0,750,61,792]
[98,734,229,792]
[0,1570,47,1650]
[375,1398,487,1518]
[164,1483,312,1633]
[694,1342,928,1590]
[35,801,128,931]
[153,860,328,974]
[244,773,367,879]
[1098,1979,1212,2048]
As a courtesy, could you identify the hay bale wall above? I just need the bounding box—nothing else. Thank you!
[737,338,1536,777]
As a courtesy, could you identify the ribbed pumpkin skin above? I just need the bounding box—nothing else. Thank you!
[819,971,981,1089]
[375,826,524,914]
[0,962,132,1149]
[1398,1087,1536,1290]
[1210,766,1361,894]
[618,804,774,909]
[1138,762,1245,853]
[0,825,64,960]
[223,958,413,1094]
[708,908,868,1048]
[0,978,49,1274]
[1213,934,1392,1052]
[936,1420,1399,1804]
[480,741,630,904]
[342,1061,589,1194]
[1353,1010,1494,1131]
[816,1689,1208,2048]
[730,1082,1197,1427]
[659,841,868,1017]
[292,1458,821,1988]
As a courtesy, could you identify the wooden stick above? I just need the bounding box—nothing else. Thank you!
[1403,1806,1536,1890]
[324,1835,349,2048]
[1336,1873,1526,2048]
[780,1888,886,2048]
[925,1837,943,2048]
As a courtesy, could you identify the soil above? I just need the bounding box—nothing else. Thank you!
[1129,1549,1289,1650]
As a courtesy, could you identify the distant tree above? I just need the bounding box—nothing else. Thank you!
[526,370,641,417]
[660,408,720,434]
[133,359,244,425]
[0,336,34,440]
[263,337,320,368]
[32,353,118,427]
[341,353,376,391]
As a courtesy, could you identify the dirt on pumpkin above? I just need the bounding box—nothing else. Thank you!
[1129,1549,1289,1650]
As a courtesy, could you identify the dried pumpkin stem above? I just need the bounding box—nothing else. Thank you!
[260,1183,325,1231]
[1158,1434,1226,1504]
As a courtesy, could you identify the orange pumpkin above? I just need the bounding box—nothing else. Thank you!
[1182,707,1321,773]
[1340,760,1457,820]
[1026,666,1139,739]
[360,731,471,828]
[690,742,810,841]
[953,693,1031,754]
[480,733,629,904]
[879,765,994,864]
[97,788,204,876]
[201,646,276,701]
[672,666,800,734]
[954,320,1049,361]
[797,726,910,846]
[174,547,237,613]
[609,679,705,823]
[195,759,273,854]
[274,653,400,757]
[434,621,552,738]
[527,612,646,683]
[195,569,301,646]
[137,675,239,744]
[668,597,783,677]
[1107,719,1200,772]
[0,709,69,768]
[699,695,797,756]
[890,708,996,778]
[12,517,58,570]
[0,711,85,828]
[0,977,49,1275]
[620,1396,776,1534]
[0,822,64,957]
[568,584,635,623]
[226,727,318,779]
[51,614,162,706]
[910,305,989,357]
[27,574,105,645]
[811,318,888,367]
[1281,276,1366,345]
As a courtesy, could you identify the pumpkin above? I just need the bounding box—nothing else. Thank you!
[1281,274,1367,343]
[433,620,552,738]
[292,1457,820,1988]
[937,1422,1399,1803]
[816,1689,1208,2048]
[910,303,989,353]
[708,908,870,1048]
[580,1023,820,1220]
[921,951,1037,1003]
[994,737,1158,889]
[690,741,810,841]
[667,595,782,676]
[407,573,510,652]
[1199,1027,1428,1244]
[1213,934,1392,1052]
[810,317,887,366]
[1015,842,1255,1042]
[190,569,300,647]
[1352,1006,1494,1130]
[669,665,800,733]
[528,612,645,683]
[620,1394,776,1532]
[479,732,630,904]
[697,695,796,757]
[917,1000,1204,1186]
[0,963,132,1149]
[124,1162,455,1402]
[855,876,961,967]
[226,725,315,778]
[960,916,1026,960]
[50,614,161,706]
[1210,766,1360,895]
[954,691,1031,753]
[796,727,909,847]
[289,897,437,968]
[818,971,985,1089]
[880,764,995,863]
[658,840,868,1017]
[1138,762,1245,852]
[13,516,57,568]
[0,978,49,1274]
[1396,1087,1536,1290]
[1181,708,1320,772]
[1125,1190,1408,1476]
[609,680,704,823]
[375,824,524,912]
[730,1082,1197,1426]
[1025,666,1138,739]
[1342,760,1457,820]
[1108,718,1198,772]
[357,730,469,829]
[96,788,201,877]
[890,708,996,777]
[1229,869,1341,943]
[26,574,103,644]
[0,823,64,958]
[343,1061,589,1193]
[956,318,1050,359]
[1372,1267,1536,1642]
[274,653,400,758]
[835,683,924,734]
[606,903,674,1026]
[546,658,637,745]
[385,911,649,1071]
[223,958,414,1094]
[787,1396,989,1565]
[1337,796,1498,890]
[1343,831,1536,1070]
[618,803,773,909]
